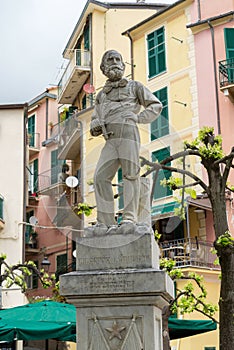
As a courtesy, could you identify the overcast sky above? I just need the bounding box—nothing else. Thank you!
[0,0,174,104]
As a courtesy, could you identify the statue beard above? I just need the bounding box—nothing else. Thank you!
[104,65,124,81]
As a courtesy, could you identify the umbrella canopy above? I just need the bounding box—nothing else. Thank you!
[168,318,217,340]
[0,300,216,342]
[0,301,76,342]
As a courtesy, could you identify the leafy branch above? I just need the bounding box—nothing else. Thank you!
[0,254,55,293]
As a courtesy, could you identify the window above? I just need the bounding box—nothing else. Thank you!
[152,147,172,200]
[82,95,87,110]
[51,150,63,185]
[147,27,166,78]
[151,87,169,140]
[56,253,68,280]
[224,28,234,82]
[25,210,34,244]
[0,195,3,220]
[28,114,35,147]
[28,159,38,194]
[224,28,234,59]
[204,347,216,350]
[84,23,90,50]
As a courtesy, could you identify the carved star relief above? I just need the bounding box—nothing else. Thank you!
[105,320,126,340]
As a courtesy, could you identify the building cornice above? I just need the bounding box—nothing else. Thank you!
[187,11,234,33]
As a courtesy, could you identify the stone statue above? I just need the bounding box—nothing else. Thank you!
[87,50,162,236]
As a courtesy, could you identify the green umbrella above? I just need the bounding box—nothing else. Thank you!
[0,300,76,342]
[0,300,216,343]
[168,317,217,340]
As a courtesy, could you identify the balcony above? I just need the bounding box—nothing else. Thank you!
[219,58,234,102]
[27,132,40,155]
[160,238,219,270]
[58,49,91,104]
[57,116,81,161]
[37,165,68,197]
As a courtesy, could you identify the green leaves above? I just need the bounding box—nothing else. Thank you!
[160,257,218,321]
[73,202,92,216]
[216,231,234,248]
[185,126,224,160]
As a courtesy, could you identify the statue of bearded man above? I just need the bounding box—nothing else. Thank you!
[87,50,162,236]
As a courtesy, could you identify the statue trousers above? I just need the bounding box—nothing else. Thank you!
[94,123,140,226]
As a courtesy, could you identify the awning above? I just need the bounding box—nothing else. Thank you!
[151,201,179,218]
[188,197,212,211]
[168,318,217,339]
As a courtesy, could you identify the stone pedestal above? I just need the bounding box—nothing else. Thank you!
[60,233,174,349]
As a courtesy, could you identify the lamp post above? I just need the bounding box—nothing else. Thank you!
[41,256,51,272]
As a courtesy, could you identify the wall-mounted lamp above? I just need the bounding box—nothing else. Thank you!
[41,256,51,272]
[174,100,187,107]
[171,36,183,44]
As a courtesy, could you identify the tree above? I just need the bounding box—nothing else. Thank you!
[0,253,55,306]
[141,126,234,350]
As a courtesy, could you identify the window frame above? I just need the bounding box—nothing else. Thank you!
[151,86,169,141]
[152,147,172,200]
[146,26,166,79]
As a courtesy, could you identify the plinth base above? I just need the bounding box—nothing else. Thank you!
[60,233,174,349]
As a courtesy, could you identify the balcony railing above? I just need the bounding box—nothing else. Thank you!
[27,132,40,153]
[58,49,91,104]
[219,57,234,87]
[57,115,81,160]
[37,165,68,196]
[160,238,219,269]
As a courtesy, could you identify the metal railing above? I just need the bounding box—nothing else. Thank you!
[37,165,68,192]
[58,49,90,98]
[27,132,40,149]
[219,57,234,87]
[57,115,81,154]
[160,238,219,269]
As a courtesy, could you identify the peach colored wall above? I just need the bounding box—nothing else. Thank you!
[194,30,218,130]
[191,0,234,22]
[205,210,216,241]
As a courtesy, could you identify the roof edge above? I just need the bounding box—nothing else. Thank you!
[122,0,186,35]
[187,10,234,28]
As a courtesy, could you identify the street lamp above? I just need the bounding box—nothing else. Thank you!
[41,256,51,272]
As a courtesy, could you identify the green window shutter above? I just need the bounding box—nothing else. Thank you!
[56,253,68,279]
[33,158,38,193]
[118,168,124,210]
[224,28,234,59]
[152,147,172,200]
[84,24,90,50]
[28,115,35,147]
[147,27,166,78]
[204,347,216,350]
[51,150,63,185]
[151,87,169,140]
[25,210,34,244]
[82,95,87,110]
[0,196,3,220]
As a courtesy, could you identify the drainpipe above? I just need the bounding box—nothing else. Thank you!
[197,0,201,21]
[23,104,28,262]
[45,97,49,140]
[126,31,134,80]
[208,20,221,134]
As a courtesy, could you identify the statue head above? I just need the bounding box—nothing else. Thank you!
[100,50,125,81]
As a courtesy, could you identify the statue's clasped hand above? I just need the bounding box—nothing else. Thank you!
[90,119,103,137]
